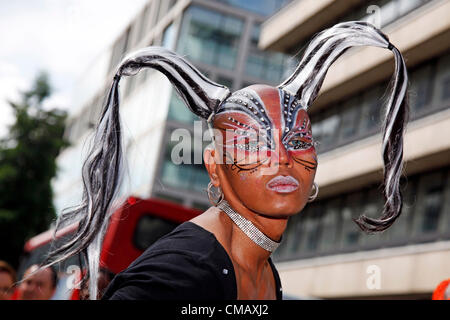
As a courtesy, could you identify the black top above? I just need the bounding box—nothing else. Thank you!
[102,221,283,300]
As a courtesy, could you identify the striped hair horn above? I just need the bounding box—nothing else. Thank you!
[279,21,409,234]
[118,47,231,118]
[41,47,230,300]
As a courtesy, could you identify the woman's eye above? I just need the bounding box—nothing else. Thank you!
[287,138,313,150]
[235,138,272,152]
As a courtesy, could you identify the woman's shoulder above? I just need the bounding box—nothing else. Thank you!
[102,221,237,300]
[143,221,223,259]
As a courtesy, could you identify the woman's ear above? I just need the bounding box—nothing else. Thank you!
[204,147,220,187]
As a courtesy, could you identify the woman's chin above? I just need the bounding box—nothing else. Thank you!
[248,201,306,219]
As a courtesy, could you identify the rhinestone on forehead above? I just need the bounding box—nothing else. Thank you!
[216,89,271,131]
[226,116,269,139]
[227,116,253,129]
[215,88,276,149]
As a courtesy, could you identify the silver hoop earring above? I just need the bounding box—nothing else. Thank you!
[308,182,319,202]
[207,182,224,206]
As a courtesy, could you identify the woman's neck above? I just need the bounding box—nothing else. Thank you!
[219,198,288,270]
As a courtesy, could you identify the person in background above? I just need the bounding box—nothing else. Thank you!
[17,264,57,300]
[0,260,16,300]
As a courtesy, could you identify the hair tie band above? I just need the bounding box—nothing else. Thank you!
[113,74,120,81]
[387,42,394,50]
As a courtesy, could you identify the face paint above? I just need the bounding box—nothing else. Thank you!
[214,85,318,175]
[212,84,318,217]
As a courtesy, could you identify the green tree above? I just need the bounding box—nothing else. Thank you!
[0,72,69,268]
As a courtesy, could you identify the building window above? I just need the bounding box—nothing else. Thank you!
[167,92,198,124]
[337,97,361,144]
[317,198,341,254]
[160,126,210,193]
[412,171,445,238]
[432,52,450,108]
[312,107,340,153]
[286,213,306,257]
[339,193,363,250]
[359,188,387,248]
[442,168,450,236]
[409,64,433,115]
[358,85,383,135]
[298,204,322,255]
[387,178,416,244]
[309,51,450,155]
[245,23,288,83]
[162,23,176,50]
[273,165,450,263]
[212,0,291,16]
[177,6,244,70]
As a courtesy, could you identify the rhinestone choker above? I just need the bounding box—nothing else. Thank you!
[216,200,281,253]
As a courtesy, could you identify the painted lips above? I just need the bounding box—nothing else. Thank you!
[266,175,299,193]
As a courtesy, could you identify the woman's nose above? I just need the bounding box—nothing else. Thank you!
[271,133,293,168]
[278,143,293,168]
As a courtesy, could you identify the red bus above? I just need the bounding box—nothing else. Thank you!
[15,197,202,300]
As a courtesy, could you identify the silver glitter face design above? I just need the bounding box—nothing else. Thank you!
[216,88,314,153]
[213,87,317,174]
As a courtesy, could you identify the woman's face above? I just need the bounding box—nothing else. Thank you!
[210,84,318,218]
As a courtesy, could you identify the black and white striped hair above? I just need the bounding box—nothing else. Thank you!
[42,21,408,299]
[41,47,230,300]
[279,21,409,233]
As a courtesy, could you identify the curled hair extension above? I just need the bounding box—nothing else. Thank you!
[41,47,230,300]
[279,21,409,233]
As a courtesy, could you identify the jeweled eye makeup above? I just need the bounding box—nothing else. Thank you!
[282,118,314,150]
[215,116,271,173]
[220,116,272,152]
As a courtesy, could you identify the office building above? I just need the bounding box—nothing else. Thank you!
[260,0,450,299]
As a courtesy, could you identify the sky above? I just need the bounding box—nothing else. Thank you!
[0,0,148,138]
